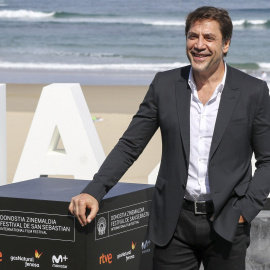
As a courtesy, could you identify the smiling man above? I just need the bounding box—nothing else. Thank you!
[69,6,270,269]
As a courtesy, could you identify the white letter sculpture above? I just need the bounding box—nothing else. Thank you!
[0,84,7,185]
[13,84,105,182]
[148,162,159,185]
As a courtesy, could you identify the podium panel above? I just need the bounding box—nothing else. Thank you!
[0,178,154,270]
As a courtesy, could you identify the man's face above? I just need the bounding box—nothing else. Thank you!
[186,19,230,75]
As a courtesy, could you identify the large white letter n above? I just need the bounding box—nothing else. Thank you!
[13,84,105,182]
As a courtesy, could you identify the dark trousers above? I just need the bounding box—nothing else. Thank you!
[153,208,250,270]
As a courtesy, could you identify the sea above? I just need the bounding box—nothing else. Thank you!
[0,0,269,85]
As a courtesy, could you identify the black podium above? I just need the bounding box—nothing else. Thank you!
[0,178,154,270]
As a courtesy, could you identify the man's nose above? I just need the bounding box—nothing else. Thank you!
[195,36,205,50]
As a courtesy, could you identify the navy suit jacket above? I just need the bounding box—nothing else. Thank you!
[82,65,270,244]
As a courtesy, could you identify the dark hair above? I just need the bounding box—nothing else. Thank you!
[185,6,233,56]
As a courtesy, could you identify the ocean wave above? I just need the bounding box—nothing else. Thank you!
[233,19,269,26]
[0,61,269,75]
[0,9,55,18]
[144,20,185,26]
[259,63,270,69]
[12,47,122,58]
[230,63,260,70]
[0,10,185,25]
[39,51,121,58]
[0,61,189,71]
[88,53,121,58]
[0,10,269,28]
[54,12,186,25]
[231,8,270,12]
[0,61,269,72]
[54,17,184,26]
[228,62,270,72]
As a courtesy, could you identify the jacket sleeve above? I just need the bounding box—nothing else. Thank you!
[241,81,270,222]
[81,73,160,202]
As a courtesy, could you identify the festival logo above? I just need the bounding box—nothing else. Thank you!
[99,253,112,264]
[35,250,43,259]
[97,217,107,236]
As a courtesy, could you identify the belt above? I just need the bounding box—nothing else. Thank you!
[183,199,214,215]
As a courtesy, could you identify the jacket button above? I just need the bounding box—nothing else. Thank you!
[182,184,186,190]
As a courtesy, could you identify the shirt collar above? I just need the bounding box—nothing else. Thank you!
[188,62,227,95]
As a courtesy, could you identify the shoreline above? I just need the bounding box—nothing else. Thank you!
[1,66,269,87]
[0,70,155,86]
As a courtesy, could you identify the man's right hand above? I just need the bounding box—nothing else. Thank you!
[69,193,99,227]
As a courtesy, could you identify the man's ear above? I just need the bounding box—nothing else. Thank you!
[222,39,230,54]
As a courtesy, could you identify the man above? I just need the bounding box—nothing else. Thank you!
[69,6,270,269]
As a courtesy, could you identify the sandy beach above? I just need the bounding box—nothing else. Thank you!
[6,84,162,184]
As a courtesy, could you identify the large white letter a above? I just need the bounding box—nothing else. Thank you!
[13,84,105,182]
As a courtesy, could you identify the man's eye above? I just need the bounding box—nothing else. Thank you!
[205,36,215,41]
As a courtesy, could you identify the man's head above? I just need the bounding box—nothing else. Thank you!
[185,6,233,57]
[185,6,232,75]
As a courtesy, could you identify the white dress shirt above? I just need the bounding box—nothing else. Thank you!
[185,64,227,201]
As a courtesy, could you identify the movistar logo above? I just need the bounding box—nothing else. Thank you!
[52,255,68,264]
[141,240,151,250]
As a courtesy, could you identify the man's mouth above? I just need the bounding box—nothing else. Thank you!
[191,52,210,59]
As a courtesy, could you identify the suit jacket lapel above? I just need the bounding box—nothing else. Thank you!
[175,67,191,163]
[209,66,240,160]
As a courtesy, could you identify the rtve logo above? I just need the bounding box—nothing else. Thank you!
[0,252,2,262]
[99,253,112,264]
